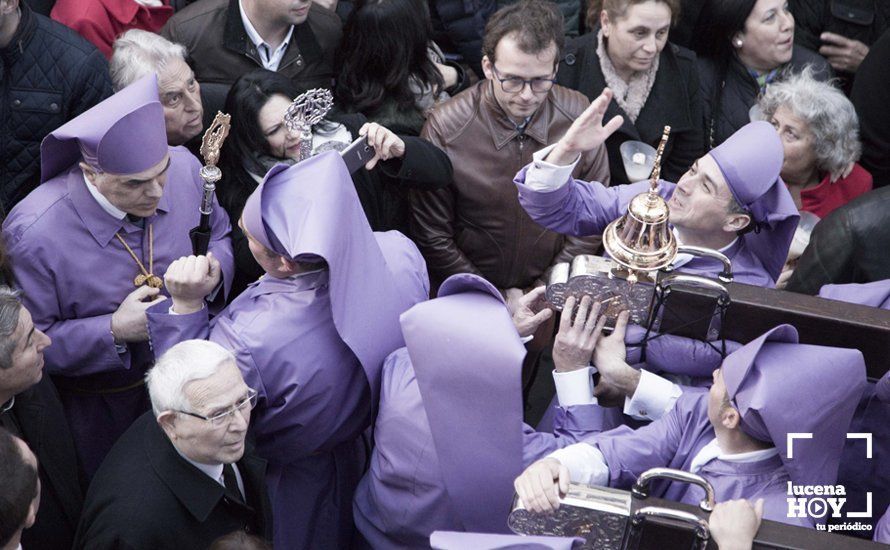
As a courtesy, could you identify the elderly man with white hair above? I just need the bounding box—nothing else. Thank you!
[73,340,273,550]
[110,29,204,147]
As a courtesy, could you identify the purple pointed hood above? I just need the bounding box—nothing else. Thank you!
[709,121,799,282]
[721,324,866,491]
[40,74,167,183]
[240,151,407,402]
[402,273,525,534]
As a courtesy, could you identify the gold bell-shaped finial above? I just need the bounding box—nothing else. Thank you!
[602,126,678,273]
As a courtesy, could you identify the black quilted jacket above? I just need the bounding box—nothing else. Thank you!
[0,2,112,215]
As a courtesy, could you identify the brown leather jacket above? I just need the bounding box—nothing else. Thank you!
[411,80,610,290]
[161,0,341,89]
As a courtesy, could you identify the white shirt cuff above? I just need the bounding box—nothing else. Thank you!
[622,369,683,421]
[520,335,534,345]
[553,366,598,407]
[548,443,610,486]
[524,144,581,191]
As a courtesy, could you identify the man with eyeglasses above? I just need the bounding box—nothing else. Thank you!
[410,0,610,393]
[73,339,273,550]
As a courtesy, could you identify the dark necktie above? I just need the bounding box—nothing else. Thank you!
[222,463,245,505]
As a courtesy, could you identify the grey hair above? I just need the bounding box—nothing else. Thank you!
[759,66,861,180]
[0,287,23,371]
[146,340,236,417]
[110,29,188,92]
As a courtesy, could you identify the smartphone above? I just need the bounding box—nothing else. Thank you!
[341,136,377,174]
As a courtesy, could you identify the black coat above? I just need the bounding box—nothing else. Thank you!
[786,186,890,294]
[3,376,84,550]
[851,29,890,188]
[791,0,890,88]
[221,112,453,300]
[557,35,704,185]
[669,0,707,49]
[73,412,273,550]
[429,0,496,76]
[697,45,830,149]
[0,1,112,215]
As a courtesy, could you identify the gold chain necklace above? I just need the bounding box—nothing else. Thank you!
[115,223,163,289]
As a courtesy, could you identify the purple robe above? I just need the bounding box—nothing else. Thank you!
[353,348,610,549]
[2,147,233,475]
[147,231,428,550]
[514,176,775,287]
[818,280,890,533]
[876,508,890,543]
[593,392,812,528]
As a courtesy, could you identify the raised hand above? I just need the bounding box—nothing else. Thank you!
[546,88,624,166]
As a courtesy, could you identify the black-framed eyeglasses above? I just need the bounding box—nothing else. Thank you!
[177,388,258,427]
[491,65,557,94]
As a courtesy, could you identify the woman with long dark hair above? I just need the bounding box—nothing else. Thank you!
[693,0,830,149]
[557,0,703,185]
[334,0,468,135]
[217,69,453,298]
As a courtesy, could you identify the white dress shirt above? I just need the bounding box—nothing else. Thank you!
[239,0,295,71]
[84,174,126,220]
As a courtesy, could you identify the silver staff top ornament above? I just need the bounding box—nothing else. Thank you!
[284,88,334,161]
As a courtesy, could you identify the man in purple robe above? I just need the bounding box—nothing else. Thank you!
[146,152,429,550]
[514,90,799,289]
[515,324,866,528]
[517,101,799,431]
[1,74,234,477]
[354,273,617,548]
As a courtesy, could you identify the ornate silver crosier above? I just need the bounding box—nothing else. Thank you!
[198,112,232,216]
[284,88,334,161]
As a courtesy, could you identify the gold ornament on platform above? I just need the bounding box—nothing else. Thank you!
[602,126,676,281]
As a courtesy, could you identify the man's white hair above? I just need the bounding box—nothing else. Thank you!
[146,340,236,417]
[110,29,189,92]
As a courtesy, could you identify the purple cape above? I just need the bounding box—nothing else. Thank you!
[240,152,412,401]
[404,273,525,533]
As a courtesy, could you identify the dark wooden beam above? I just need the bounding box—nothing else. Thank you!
[660,280,890,379]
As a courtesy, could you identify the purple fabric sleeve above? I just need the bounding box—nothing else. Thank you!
[514,166,670,237]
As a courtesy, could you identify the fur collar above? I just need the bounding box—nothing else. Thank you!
[596,29,659,123]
